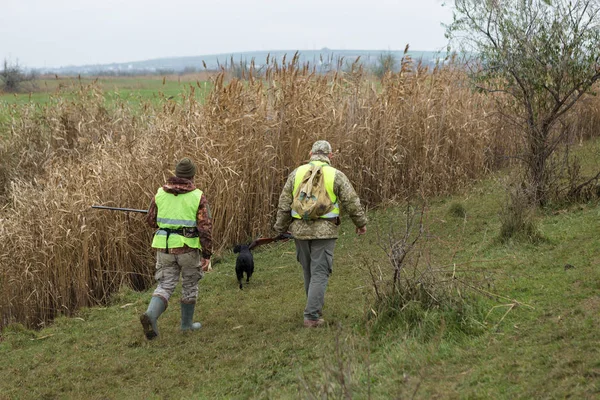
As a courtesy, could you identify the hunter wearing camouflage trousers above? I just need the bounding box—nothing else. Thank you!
[274,140,367,327]
[140,158,213,340]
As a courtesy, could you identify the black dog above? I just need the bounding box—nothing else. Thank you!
[233,244,254,289]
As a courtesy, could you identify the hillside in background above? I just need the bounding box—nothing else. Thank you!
[35,48,446,75]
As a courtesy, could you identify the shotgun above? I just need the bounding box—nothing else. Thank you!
[91,205,148,214]
[249,232,293,250]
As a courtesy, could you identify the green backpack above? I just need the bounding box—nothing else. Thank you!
[291,163,334,220]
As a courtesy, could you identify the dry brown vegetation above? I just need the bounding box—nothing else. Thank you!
[1,55,598,330]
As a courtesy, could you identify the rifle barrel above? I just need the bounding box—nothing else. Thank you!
[91,205,148,214]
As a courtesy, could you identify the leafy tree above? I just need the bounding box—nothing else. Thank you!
[446,0,600,205]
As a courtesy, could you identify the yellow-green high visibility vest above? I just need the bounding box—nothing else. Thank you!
[151,188,203,250]
[291,161,339,219]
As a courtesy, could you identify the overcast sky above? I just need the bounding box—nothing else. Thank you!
[1,0,454,68]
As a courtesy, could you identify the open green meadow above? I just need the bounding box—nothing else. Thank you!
[0,74,214,106]
[0,74,214,131]
[1,139,599,399]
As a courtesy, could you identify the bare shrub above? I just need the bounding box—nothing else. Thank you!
[543,110,600,204]
[0,60,36,93]
[368,205,438,310]
[364,203,494,339]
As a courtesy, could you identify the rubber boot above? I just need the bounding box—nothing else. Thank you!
[180,302,202,332]
[140,296,167,340]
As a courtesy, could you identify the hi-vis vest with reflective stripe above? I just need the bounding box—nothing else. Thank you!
[151,188,202,250]
[291,161,339,219]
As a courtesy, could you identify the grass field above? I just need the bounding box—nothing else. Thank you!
[0,74,214,130]
[1,140,599,399]
[0,74,214,105]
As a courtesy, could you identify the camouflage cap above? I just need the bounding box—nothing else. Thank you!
[310,140,332,155]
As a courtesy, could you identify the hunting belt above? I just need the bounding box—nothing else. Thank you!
[313,217,340,225]
[327,217,341,226]
[157,227,199,253]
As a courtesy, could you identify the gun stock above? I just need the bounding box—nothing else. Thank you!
[249,232,293,250]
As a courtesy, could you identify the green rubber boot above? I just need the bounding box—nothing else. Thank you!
[180,302,202,332]
[140,296,167,340]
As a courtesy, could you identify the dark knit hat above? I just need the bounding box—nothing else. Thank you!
[175,158,196,179]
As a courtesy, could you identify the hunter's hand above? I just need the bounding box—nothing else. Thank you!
[276,232,292,240]
[201,258,212,272]
[356,226,367,235]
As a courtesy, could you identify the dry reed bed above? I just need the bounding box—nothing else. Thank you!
[1,58,597,329]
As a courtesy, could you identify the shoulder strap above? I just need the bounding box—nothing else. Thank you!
[302,164,323,197]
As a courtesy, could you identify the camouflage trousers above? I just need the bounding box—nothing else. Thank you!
[152,250,204,303]
[295,238,336,321]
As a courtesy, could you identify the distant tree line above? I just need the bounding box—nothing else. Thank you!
[26,51,443,78]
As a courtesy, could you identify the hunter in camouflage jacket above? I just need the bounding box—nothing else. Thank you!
[273,153,368,240]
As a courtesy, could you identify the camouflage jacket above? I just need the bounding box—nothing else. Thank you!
[146,176,213,258]
[273,155,367,240]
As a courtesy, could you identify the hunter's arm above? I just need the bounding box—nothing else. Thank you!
[334,171,367,228]
[273,170,296,235]
[197,194,213,259]
[146,198,159,228]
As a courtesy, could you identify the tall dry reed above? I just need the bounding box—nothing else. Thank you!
[1,56,599,329]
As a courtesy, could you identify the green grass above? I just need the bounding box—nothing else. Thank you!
[1,143,600,399]
[0,75,213,106]
[0,75,213,129]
